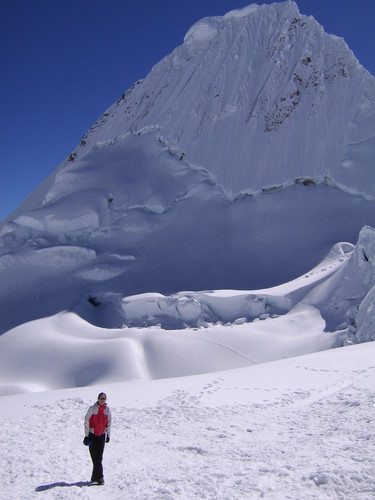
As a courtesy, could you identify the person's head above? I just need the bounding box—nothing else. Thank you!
[97,392,107,406]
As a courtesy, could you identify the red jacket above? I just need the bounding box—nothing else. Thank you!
[84,402,112,437]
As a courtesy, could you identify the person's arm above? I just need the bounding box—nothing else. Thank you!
[84,406,94,436]
[106,407,112,439]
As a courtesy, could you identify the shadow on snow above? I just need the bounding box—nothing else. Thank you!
[35,480,98,491]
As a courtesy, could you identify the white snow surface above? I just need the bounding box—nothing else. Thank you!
[1,342,374,499]
[1,228,375,397]
[1,128,375,336]
[2,231,374,498]
[1,3,375,496]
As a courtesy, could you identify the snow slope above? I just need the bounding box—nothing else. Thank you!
[1,129,375,336]
[1,342,374,499]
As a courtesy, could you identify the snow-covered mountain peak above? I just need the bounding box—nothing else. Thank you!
[65,0,375,199]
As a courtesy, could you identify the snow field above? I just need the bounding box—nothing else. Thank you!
[1,342,374,499]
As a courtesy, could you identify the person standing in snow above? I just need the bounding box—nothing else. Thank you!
[83,392,112,485]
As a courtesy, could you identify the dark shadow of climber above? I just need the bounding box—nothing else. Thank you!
[35,481,97,491]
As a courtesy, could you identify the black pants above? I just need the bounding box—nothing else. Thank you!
[89,433,106,482]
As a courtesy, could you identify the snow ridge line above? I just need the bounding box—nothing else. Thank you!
[61,126,375,205]
[156,132,375,203]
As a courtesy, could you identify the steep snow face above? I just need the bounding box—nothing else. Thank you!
[303,225,375,343]
[1,129,375,334]
[72,0,375,196]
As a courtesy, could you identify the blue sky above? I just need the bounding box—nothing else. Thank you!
[1,0,374,221]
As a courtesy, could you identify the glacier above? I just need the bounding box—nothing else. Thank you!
[0,0,375,394]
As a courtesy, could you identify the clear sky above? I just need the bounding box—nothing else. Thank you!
[1,0,374,221]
